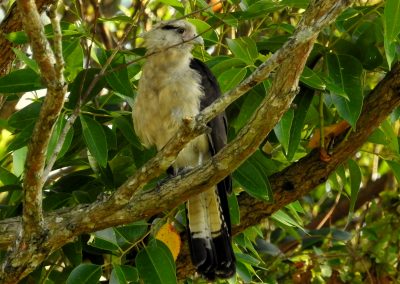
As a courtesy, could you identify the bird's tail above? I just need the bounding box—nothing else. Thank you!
[186,186,236,280]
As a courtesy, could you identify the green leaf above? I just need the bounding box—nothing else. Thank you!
[63,242,82,267]
[159,0,183,8]
[110,265,139,284]
[8,102,41,129]
[236,261,252,282]
[281,0,310,9]
[326,54,364,128]
[47,116,74,162]
[12,147,27,177]
[98,51,135,98]
[300,67,326,91]
[136,241,177,284]
[0,68,44,93]
[217,68,247,93]
[380,120,399,154]
[274,109,294,156]
[67,68,107,108]
[63,39,84,81]
[66,263,102,284]
[386,160,400,183]
[0,167,19,185]
[8,123,35,151]
[114,220,148,247]
[286,89,313,160]
[12,48,39,73]
[188,19,218,45]
[235,253,260,266]
[243,0,284,19]
[234,151,273,201]
[210,58,247,76]
[88,228,120,252]
[384,0,400,67]
[348,159,362,214]
[5,31,28,44]
[113,116,142,148]
[228,192,240,226]
[231,88,265,131]
[272,209,304,230]
[227,37,258,65]
[80,115,108,168]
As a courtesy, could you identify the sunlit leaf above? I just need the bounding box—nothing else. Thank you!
[384,0,400,67]
[227,37,258,65]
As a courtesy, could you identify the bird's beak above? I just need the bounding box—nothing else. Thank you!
[192,35,204,46]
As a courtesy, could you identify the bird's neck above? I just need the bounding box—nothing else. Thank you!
[145,48,192,71]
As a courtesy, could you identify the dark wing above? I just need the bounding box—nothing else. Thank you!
[190,58,232,195]
[189,58,235,279]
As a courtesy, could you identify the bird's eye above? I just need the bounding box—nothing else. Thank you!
[176,28,185,34]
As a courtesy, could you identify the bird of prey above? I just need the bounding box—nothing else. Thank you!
[132,19,235,279]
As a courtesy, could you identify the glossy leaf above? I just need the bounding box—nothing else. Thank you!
[0,68,43,93]
[47,116,74,162]
[8,102,41,129]
[63,39,84,81]
[114,220,148,247]
[113,116,142,149]
[188,19,218,45]
[88,228,120,252]
[326,53,364,128]
[300,67,326,91]
[136,241,177,284]
[286,89,314,160]
[110,265,139,284]
[348,159,362,214]
[384,0,400,67]
[66,264,102,284]
[386,160,400,183]
[80,115,108,168]
[217,67,247,93]
[227,37,258,65]
[67,68,107,108]
[234,151,273,201]
[274,109,294,156]
[97,51,135,98]
[12,48,39,73]
[228,192,240,226]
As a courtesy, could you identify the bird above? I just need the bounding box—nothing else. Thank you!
[132,19,236,279]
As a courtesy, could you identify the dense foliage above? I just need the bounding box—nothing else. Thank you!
[0,0,399,283]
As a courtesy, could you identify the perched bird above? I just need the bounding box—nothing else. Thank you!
[132,20,235,279]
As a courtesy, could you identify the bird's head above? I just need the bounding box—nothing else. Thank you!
[142,20,204,53]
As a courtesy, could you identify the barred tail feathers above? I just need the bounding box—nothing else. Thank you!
[186,187,236,279]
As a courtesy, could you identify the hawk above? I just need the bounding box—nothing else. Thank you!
[132,19,235,279]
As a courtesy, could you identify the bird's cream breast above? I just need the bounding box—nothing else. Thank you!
[133,56,203,151]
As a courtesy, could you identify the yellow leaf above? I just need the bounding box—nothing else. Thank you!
[155,223,181,261]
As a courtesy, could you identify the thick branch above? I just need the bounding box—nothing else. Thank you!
[17,0,66,235]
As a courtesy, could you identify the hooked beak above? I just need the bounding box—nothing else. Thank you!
[192,35,204,46]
